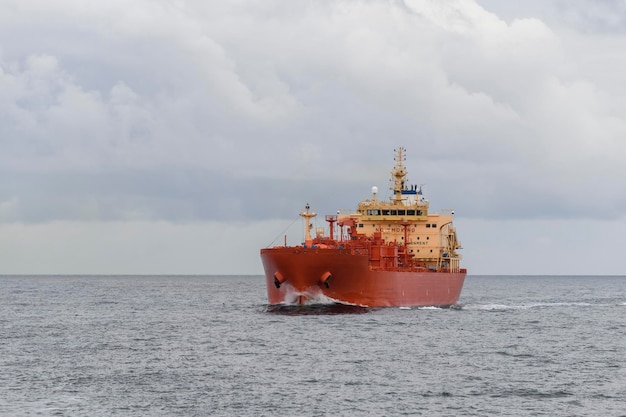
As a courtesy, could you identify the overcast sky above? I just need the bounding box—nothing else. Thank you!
[1,0,626,275]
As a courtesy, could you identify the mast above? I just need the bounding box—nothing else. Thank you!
[300,203,316,247]
[391,147,407,205]
[326,215,337,241]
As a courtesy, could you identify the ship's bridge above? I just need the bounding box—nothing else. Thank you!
[357,206,428,220]
[356,184,429,221]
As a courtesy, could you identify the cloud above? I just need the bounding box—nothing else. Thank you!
[1,0,626,274]
[556,0,626,34]
[460,217,626,275]
[0,220,286,275]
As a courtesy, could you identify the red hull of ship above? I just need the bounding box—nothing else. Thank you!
[261,247,466,307]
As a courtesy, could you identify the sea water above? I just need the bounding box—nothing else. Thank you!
[1,275,625,416]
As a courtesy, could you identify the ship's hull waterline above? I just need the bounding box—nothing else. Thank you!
[261,247,466,307]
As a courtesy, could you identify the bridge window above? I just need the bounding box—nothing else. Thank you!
[407,210,415,215]
[398,210,406,215]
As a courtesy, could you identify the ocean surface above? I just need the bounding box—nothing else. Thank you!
[1,275,625,417]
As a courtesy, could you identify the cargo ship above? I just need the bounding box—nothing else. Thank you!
[260,147,466,307]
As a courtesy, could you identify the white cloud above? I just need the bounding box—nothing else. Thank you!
[1,0,626,274]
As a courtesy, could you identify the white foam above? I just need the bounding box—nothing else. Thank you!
[462,301,598,311]
[463,303,514,311]
[280,285,348,306]
[303,292,341,305]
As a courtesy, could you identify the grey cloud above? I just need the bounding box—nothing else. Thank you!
[556,0,626,33]
[1,0,626,227]
[3,159,626,225]
[0,168,366,223]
